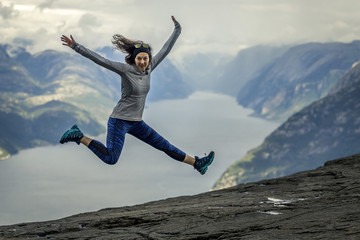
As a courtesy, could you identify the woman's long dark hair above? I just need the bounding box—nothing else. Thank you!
[112,34,152,64]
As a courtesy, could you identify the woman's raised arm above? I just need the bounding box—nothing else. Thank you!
[60,34,128,75]
[151,16,182,71]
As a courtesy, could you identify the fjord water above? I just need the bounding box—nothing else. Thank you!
[0,91,279,225]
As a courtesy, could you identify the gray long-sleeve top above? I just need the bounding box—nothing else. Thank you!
[71,22,181,121]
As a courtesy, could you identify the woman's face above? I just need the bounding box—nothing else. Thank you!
[135,52,150,71]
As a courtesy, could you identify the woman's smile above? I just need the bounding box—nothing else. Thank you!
[135,52,149,71]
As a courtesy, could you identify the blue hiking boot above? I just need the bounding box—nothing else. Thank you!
[59,125,84,145]
[194,151,215,175]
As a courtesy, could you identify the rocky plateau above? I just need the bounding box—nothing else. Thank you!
[1,154,360,239]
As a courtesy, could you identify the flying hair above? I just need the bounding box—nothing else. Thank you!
[112,34,152,64]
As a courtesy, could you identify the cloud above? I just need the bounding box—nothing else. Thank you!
[3,0,360,62]
[0,2,19,19]
[37,0,56,11]
[78,13,102,29]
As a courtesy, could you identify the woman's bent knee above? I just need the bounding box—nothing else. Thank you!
[101,153,119,165]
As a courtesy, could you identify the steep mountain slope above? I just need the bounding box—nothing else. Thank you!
[215,45,290,96]
[0,46,40,94]
[237,40,360,121]
[0,45,104,160]
[148,59,192,101]
[213,63,360,189]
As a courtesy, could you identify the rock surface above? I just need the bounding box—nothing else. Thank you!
[1,154,360,239]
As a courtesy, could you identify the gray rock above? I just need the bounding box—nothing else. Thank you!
[1,154,360,239]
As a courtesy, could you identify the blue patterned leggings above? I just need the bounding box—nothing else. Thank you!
[88,117,186,165]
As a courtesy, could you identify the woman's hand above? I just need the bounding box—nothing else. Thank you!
[171,15,181,28]
[171,15,179,25]
[61,34,76,48]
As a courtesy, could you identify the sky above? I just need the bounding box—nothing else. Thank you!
[1,0,360,63]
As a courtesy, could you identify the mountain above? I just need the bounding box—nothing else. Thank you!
[0,45,105,160]
[0,46,40,94]
[215,45,290,96]
[0,100,104,159]
[213,62,360,190]
[328,61,360,94]
[178,47,289,96]
[0,44,192,160]
[179,52,232,91]
[13,46,122,120]
[1,153,360,239]
[148,59,193,101]
[237,40,360,121]
[9,45,193,119]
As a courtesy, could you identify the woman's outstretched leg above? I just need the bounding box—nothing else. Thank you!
[129,121,186,161]
[87,118,129,165]
[60,119,215,174]
[129,121,215,174]
[60,118,128,165]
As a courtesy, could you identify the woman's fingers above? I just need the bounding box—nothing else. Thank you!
[61,35,69,43]
[60,34,75,47]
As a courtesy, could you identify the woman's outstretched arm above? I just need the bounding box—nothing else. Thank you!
[151,16,182,71]
[60,34,128,74]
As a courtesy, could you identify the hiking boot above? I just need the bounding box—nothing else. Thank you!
[194,151,215,175]
[59,124,84,145]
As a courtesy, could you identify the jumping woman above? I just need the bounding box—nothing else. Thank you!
[60,16,214,175]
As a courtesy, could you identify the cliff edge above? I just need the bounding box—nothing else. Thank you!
[1,154,360,239]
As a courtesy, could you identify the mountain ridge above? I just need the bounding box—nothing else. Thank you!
[237,40,360,121]
[213,60,360,190]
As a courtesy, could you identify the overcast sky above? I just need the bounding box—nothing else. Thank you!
[1,0,360,62]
